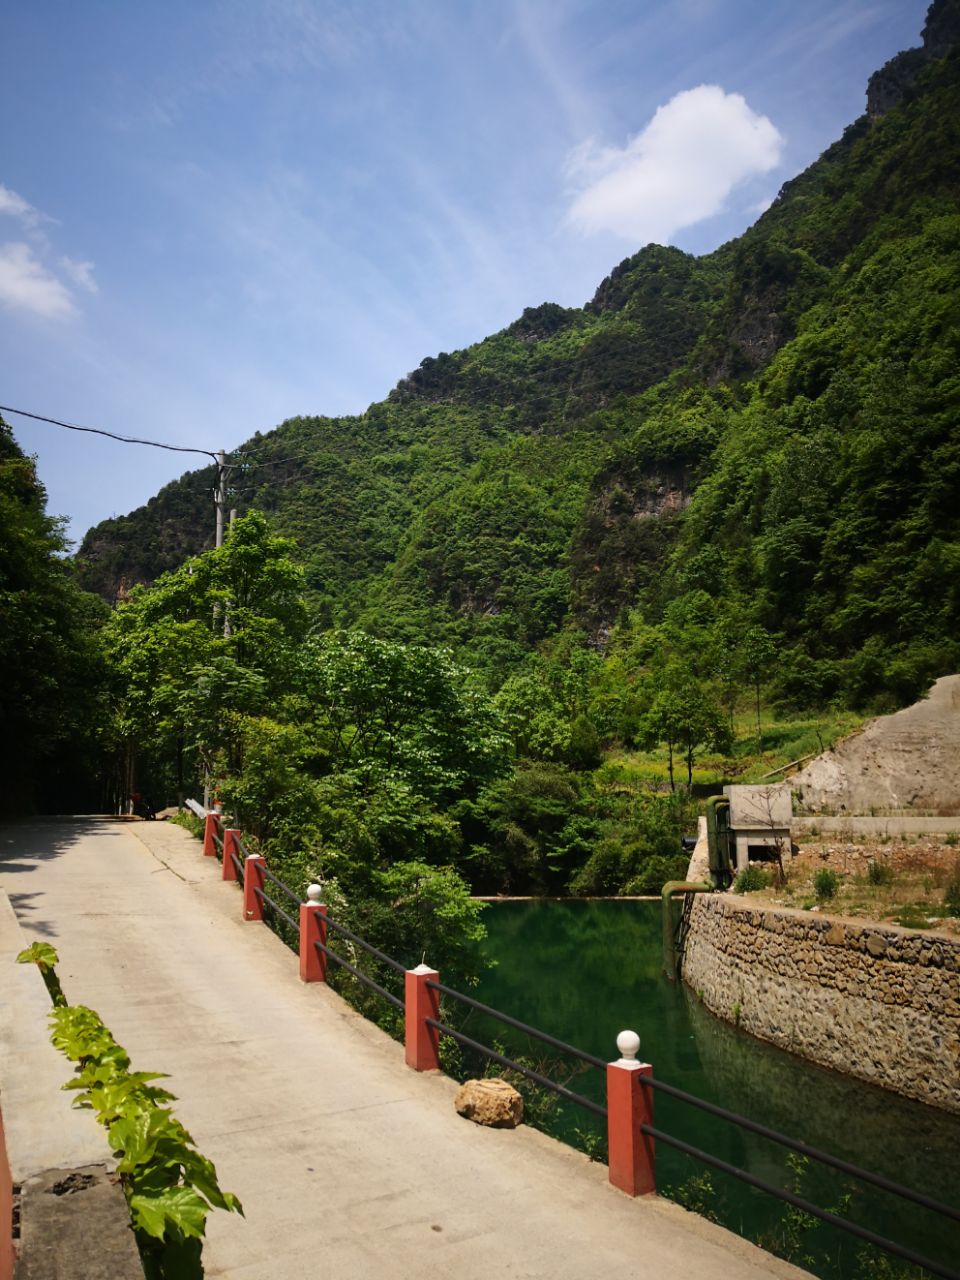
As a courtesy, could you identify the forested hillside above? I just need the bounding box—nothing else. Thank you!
[77,1,960,711]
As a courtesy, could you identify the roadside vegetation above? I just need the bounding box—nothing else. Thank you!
[733,839,960,933]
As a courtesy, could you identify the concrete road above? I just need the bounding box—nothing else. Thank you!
[0,817,810,1280]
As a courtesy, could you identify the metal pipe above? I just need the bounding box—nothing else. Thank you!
[661,881,711,981]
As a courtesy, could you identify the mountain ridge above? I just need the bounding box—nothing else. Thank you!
[76,1,960,708]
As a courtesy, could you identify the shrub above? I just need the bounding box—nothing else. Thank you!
[944,875,960,918]
[734,866,773,894]
[814,868,840,900]
[867,860,894,886]
[622,853,690,896]
[169,809,203,839]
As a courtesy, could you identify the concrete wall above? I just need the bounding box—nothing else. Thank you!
[681,894,960,1115]
[0,891,142,1279]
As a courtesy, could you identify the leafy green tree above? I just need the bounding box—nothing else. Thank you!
[294,630,508,802]
[473,763,586,892]
[103,511,307,803]
[0,422,108,813]
[738,625,778,753]
[642,665,731,790]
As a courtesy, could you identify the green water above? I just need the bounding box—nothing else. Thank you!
[471,900,960,1280]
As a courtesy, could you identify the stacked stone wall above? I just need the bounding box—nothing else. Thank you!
[682,895,960,1114]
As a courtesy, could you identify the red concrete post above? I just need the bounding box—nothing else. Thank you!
[242,855,266,921]
[606,1031,655,1197]
[222,829,241,881]
[299,886,328,983]
[202,811,220,857]
[404,964,440,1071]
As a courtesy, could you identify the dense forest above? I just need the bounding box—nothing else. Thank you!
[5,4,959,917]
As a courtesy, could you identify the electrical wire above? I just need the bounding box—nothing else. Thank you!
[0,404,220,462]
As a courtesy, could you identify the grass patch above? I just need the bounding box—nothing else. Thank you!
[891,903,935,930]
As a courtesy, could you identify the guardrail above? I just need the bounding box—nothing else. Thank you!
[187,802,959,1280]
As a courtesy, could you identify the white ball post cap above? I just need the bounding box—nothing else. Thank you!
[306,883,324,905]
[616,1029,642,1068]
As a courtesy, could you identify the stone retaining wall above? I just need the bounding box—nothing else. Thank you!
[681,895,960,1114]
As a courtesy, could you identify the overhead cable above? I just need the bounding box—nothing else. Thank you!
[0,404,220,462]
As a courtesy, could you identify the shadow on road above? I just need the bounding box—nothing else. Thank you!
[0,816,133,939]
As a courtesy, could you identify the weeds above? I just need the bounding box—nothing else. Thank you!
[867,860,895,886]
[168,809,204,838]
[17,944,241,1278]
[814,869,840,901]
[734,866,773,894]
[665,1172,720,1223]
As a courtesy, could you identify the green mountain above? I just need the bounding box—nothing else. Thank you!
[77,0,960,707]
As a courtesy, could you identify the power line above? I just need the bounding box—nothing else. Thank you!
[0,404,219,462]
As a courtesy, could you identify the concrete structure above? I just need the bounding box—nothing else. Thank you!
[723,784,792,870]
[0,816,811,1280]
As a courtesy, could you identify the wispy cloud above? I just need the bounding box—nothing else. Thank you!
[0,184,95,315]
[0,242,75,318]
[0,183,51,229]
[60,256,98,293]
[512,0,598,139]
[566,85,783,243]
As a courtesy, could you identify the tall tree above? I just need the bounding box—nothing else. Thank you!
[103,511,307,804]
[0,421,107,813]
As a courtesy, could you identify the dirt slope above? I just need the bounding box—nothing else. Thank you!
[791,675,960,814]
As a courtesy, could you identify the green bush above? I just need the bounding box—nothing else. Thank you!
[944,875,960,918]
[169,809,204,839]
[814,868,840,901]
[734,866,773,894]
[867,860,894,886]
[622,853,690,896]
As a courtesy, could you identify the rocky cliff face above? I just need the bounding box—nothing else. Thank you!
[867,0,960,118]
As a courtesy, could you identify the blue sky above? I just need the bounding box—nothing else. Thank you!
[0,0,929,544]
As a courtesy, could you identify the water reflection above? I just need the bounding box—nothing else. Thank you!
[473,900,960,1280]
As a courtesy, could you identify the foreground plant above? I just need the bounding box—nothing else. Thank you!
[17,944,242,1279]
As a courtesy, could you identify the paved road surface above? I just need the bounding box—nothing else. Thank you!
[0,816,809,1280]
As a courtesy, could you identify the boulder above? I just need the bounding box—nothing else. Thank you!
[454,1078,523,1128]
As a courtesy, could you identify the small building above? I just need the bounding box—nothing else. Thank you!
[722,784,792,870]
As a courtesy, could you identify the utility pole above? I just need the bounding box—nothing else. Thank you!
[223,509,238,639]
[215,449,227,548]
[206,451,228,813]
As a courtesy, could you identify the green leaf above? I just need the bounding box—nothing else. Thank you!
[128,1186,209,1241]
[16,941,60,969]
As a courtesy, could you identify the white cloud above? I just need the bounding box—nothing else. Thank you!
[0,242,75,318]
[60,256,98,293]
[566,85,783,243]
[0,183,44,226]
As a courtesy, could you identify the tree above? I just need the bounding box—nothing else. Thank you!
[738,625,778,754]
[295,630,508,802]
[643,665,731,790]
[0,421,108,813]
[103,511,307,803]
